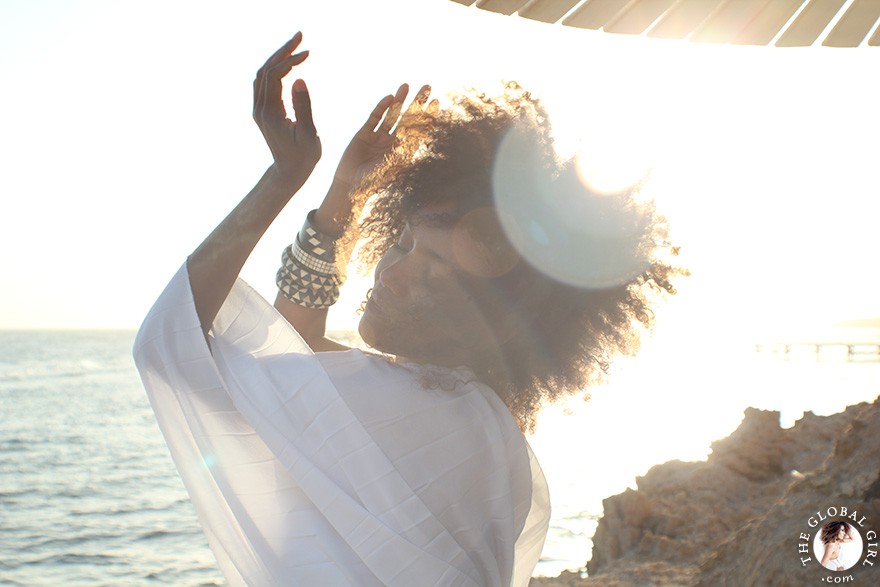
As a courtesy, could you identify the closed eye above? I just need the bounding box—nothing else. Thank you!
[390,242,409,254]
[392,227,414,253]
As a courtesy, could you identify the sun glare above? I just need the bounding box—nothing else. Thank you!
[573,134,653,197]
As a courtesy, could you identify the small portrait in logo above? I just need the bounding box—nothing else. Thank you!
[813,521,862,571]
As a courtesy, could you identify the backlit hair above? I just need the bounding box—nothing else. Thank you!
[346,83,685,431]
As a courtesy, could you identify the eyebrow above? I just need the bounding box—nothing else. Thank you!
[409,210,457,229]
[401,219,455,265]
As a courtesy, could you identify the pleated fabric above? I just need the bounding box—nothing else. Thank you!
[133,264,550,586]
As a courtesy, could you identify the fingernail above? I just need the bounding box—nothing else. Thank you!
[293,79,307,93]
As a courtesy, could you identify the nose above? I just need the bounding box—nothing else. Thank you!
[377,253,409,297]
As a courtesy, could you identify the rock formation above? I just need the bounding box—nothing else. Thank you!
[531,398,880,586]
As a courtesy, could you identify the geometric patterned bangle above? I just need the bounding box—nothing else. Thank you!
[275,210,344,309]
[297,209,338,265]
[287,239,337,275]
[276,265,341,309]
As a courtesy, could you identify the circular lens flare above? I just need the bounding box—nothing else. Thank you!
[492,127,651,289]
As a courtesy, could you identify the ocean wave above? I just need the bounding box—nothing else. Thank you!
[136,529,177,541]
[142,571,224,587]
[0,438,33,452]
[21,532,121,551]
[70,502,172,517]
[23,552,120,566]
[56,488,91,498]
[0,359,133,383]
[0,488,38,499]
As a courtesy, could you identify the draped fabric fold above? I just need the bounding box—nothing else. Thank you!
[133,263,549,586]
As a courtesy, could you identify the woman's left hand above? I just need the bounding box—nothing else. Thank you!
[252,32,322,185]
[333,84,432,189]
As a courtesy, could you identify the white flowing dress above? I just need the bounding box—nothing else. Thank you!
[133,264,550,586]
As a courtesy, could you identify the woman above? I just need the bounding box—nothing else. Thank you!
[820,521,854,571]
[134,32,680,586]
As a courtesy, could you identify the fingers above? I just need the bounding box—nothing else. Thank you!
[399,84,433,124]
[376,83,409,134]
[291,78,317,136]
[407,84,431,113]
[363,94,396,132]
[392,83,409,105]
[256,51,309,121]
[360,83,434,137]
[262,32,303,72]
[253,32,308,122]
[255,33,302,102]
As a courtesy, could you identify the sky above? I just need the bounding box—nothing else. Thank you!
[1,0,879,335]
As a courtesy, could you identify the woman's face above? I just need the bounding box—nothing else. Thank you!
[838,526,847,540]
[358,205,514,367]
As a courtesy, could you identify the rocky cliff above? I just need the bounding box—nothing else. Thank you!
[531,398,880,586]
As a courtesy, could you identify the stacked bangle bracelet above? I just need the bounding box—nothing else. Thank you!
[276,210,343,309]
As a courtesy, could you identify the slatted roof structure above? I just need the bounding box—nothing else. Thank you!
[452,0,880,46]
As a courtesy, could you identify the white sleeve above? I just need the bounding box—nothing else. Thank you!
[133,263,549,586]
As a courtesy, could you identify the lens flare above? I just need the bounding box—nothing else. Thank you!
[492,127,650,289]
[574,135,652,197]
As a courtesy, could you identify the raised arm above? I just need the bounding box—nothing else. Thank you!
[273,84,433,349]
[188,33,321,337]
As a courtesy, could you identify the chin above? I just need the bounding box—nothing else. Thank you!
[358,315,394,355]
[357,316,375,346]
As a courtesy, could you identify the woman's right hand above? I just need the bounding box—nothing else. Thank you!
[253,32,322,186]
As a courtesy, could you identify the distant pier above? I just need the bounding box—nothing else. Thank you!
[754,341,880,362]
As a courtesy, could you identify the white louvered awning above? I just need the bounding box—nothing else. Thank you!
[451,0,880,46]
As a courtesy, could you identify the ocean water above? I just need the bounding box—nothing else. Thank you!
[1,330,878,584]
[0,331,222,587]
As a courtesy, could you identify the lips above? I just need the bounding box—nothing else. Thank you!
[366,288,390,316]
[366,287,416,325]
[365,296,385,316]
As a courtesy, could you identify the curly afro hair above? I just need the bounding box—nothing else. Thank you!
[344,82,685,431]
